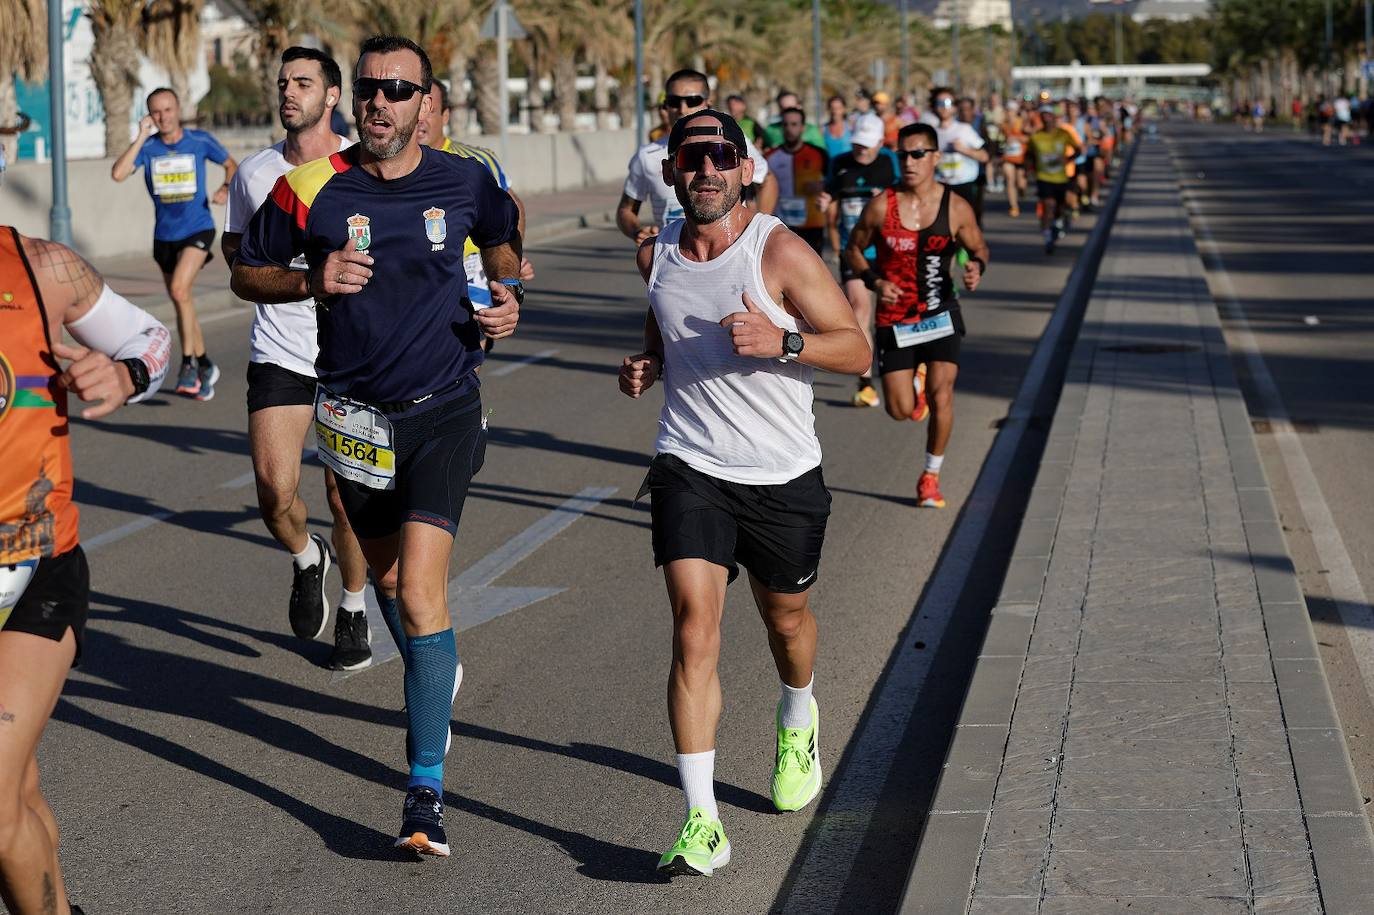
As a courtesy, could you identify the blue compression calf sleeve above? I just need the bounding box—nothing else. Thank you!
[405,628,458,793]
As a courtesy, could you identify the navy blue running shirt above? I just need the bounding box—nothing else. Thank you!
[236,145,519,405]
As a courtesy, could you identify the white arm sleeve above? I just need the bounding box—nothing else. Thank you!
[65,284,172,403]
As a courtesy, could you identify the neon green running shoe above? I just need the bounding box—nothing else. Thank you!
[656,807,731,876]
[772,697,822,812]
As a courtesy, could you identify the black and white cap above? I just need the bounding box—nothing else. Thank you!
[667,109,750,155]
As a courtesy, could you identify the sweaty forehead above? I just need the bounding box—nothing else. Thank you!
[281,59,321,81]
[359,51,421,83]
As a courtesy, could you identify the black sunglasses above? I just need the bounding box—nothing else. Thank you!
[674,141,742,172]
[897,148,936,160]
[353,77,427,103]
[663,94,706,110]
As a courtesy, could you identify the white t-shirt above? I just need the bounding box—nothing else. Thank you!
[623,138,770,229]
[225,136,352,378]
[933,121,985,187]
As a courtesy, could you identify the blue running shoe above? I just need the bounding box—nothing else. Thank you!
[194,360,220,402]
[395,786,450,858]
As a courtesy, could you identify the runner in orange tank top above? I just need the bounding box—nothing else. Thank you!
[0,226,169,915]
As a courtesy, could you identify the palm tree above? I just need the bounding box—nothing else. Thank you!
[0,0,45,162]
[88,0,146,156]
[141,0,205,118]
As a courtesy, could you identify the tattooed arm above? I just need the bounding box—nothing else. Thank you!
[21,234,172,416]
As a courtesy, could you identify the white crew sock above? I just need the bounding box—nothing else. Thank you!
[676,750,718,820]
[780,675,815,729]
[339,587,366,613]
[925,453,945,475]
[291,536,321,570]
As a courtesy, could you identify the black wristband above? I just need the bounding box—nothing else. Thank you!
[650,351,664,379]
[120,357,151,398]
[970,256,986,275]
[861,269,880,290]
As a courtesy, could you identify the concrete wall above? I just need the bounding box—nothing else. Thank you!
[0,129,637,259]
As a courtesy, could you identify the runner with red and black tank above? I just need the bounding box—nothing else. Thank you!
[844,121,990,509]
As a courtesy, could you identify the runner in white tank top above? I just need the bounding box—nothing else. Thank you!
[617,109,870,878]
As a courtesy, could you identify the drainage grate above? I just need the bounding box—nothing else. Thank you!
[1100,343,1201,354]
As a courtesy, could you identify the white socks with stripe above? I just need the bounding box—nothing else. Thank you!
[925,453,945,475]
[676,750,718,820]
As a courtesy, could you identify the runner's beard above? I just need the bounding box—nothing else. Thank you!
[360,111,418,159]
[681,178,739,224]
[280,99,326,132]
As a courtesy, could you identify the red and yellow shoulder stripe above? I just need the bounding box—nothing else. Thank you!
[270,152,352,230]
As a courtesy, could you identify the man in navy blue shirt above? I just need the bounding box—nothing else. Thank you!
[232,34,522,860]
[112,88,237,400]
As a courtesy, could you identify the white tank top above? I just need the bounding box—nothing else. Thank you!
[648,213,822,485]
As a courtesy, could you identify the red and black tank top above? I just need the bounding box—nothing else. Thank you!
[0,226,80,564]
[873,186,963,330]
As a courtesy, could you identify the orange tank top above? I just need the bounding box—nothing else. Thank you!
[0,227,79,564]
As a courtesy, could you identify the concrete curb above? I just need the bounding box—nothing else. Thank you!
[897,139,1142,915]
[122,206,617,331]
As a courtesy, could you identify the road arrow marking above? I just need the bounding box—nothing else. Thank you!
[335,484,617,679]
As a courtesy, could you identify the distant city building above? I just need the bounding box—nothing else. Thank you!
[1089,0,1212,22]
[931,0,1013,30]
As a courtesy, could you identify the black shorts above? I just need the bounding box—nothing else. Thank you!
[876,324,963,374]
[335,390,486,540]
[647,453,830,594]
[1037,180,1069,203]
[793,226,825,255]
[152,229,216,275]
[946,181,980,210]
[246,361,316,413]
[3,546,89,665]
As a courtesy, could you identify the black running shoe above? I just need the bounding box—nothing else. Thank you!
[395,786,450,857]
[327,609,372,670]
[288,533,331,640]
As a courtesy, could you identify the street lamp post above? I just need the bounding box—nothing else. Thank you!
[812,0,823,124]
[901,0,910,96]
[634,0,644,146]
[48,0,71,246]
[1365,0,1372,96]
[496,0,509,164]
[1326,0,1334,95]
[952,0,961,92]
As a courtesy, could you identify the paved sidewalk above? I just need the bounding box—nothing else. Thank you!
[93,181,621,321]
[902,140,1374,912]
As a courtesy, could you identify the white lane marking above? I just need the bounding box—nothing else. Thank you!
[486,348,559,378]
[781,187,1124,912]
[84,511,176,553]
[334,485,618,679]
[198,306,252,326]
[1186,185,1374,696]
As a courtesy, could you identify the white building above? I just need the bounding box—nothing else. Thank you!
[932,0,1014,30]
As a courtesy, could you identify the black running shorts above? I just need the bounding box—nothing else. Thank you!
[1036,180,1069,203]
[152,228,216,275]
[3,546,89,665]
[647,453,831,594]
[335,390,486,540]
[246,360,316,413]
[876,324,963,374]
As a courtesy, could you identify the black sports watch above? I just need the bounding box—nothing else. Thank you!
[119,357,151,398]
[780,331,805,362]
[499,279,525,305]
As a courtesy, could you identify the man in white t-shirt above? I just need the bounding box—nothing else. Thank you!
[221,47,372,670]
[616,68,777,246]
[928,87,989,221]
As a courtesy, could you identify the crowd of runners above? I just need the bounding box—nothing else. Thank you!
[1,32,1145,910]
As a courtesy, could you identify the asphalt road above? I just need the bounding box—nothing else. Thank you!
[43,191,1103,913]
[1169,123,1374,820]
